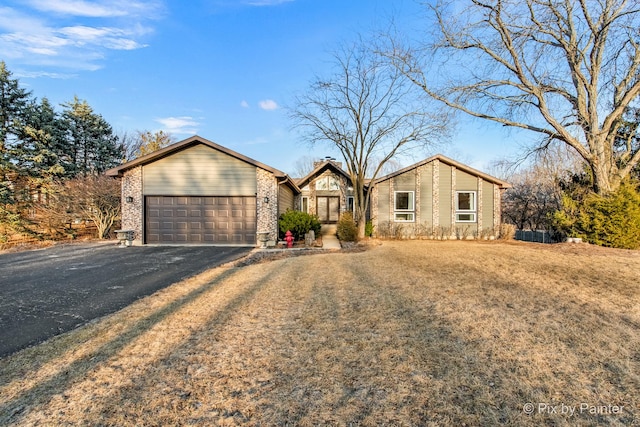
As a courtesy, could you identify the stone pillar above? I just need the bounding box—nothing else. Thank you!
[121,166,143,245]
[432,159,439,228]
[256,168,279,243]
[370,185,378,233]
[450,166,456,238]
[494,185,502,236]
[389,177,395,221]
[415,167,421,224]
[477,177,483,234]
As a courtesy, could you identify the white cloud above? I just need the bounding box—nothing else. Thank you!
[258,99,279,111]
[14,70,78,79]
[240,100,249,108]
[24,0,164,18]
[58,26,147,50]
[0,3,161,73]
[155,116,199,135]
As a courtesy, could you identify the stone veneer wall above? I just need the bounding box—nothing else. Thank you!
[477,177,483,232]
[450,166,456,236]
[256,168,279,242]
[370,185,379,230]
[121,166,143,245]
[494,185,502,236]
[415,166,421,224]
[432,159,440,227]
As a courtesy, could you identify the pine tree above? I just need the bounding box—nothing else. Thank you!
[0,61,35,238]
[0,61,32,154]
[61,96,121,176]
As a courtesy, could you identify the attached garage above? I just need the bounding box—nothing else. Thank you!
[107,136,299,246]
[145,196,257,244]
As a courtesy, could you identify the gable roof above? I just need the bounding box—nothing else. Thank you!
[295,160,352,188]
[373,154,511,189]
[106,135,300,192]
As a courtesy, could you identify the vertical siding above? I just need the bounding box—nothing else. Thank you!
[439,163,452,227]
[483,181,495,232]
[278,184,294,216]
[376,181,391,223]
[393,170,415,191]
[143,144,257,195]
[455,169,477,190]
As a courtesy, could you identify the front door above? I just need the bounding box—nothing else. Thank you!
[317,196,340,223]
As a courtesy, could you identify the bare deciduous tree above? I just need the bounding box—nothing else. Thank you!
[62,175,121,239]
[500,144,581,230]
[292,156,318,178]
[387,0,640,194]
[122,130,174,161]
[290,39,450,238]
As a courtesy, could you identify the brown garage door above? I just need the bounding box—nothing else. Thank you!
[145,196,256,244]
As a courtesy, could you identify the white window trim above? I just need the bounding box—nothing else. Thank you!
[455,191,477,223]
[394,191,415,222]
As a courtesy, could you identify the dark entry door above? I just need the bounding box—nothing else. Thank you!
[317,196,340,222]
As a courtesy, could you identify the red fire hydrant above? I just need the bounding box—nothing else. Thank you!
[284,230,294,248]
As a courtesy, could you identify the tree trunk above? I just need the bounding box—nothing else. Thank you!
[357,219,366,240]
[591,157,619,195]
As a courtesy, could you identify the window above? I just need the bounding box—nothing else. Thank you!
[394,191,415,222]
[301,196,309,213]
[347,196,354,213]
[456,191,476,222]
[315,176,341,191]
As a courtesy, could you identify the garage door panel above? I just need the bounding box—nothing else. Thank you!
[146,196,255,244]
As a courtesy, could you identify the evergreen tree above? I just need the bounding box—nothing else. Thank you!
[14,98,68,180]
[0,61,32,154]
[61,96,121,176]
[0,61,34,237]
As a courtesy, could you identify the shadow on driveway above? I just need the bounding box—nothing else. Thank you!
[0,243,252,358]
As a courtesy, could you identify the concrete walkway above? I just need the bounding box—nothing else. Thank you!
[320,224,341,250]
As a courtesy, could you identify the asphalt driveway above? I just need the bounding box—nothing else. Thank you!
[0,243,252,358]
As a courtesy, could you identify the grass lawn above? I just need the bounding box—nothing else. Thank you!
[0,240,638,426]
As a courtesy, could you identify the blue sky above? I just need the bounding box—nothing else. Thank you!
[0,0,520,175]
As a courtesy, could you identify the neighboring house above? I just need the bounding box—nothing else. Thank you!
[106,136,299,246]
[107,135,510,246]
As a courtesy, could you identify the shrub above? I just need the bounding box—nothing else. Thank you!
[365,220,374,237]
[552,181,640,249]
[498,223,516,240]
[278,209,321,241]
[336,212,358,242]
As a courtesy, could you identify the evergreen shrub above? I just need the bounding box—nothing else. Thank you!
[552,181,640,249]
[336,212,358,242]
[278,209,321,241]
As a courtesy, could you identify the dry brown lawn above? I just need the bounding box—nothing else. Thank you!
[0,240,639,426]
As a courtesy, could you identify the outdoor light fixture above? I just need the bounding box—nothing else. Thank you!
[126,196,134,203]
[263,197,269,203]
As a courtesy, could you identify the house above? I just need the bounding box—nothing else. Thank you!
[107,135,510,246]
